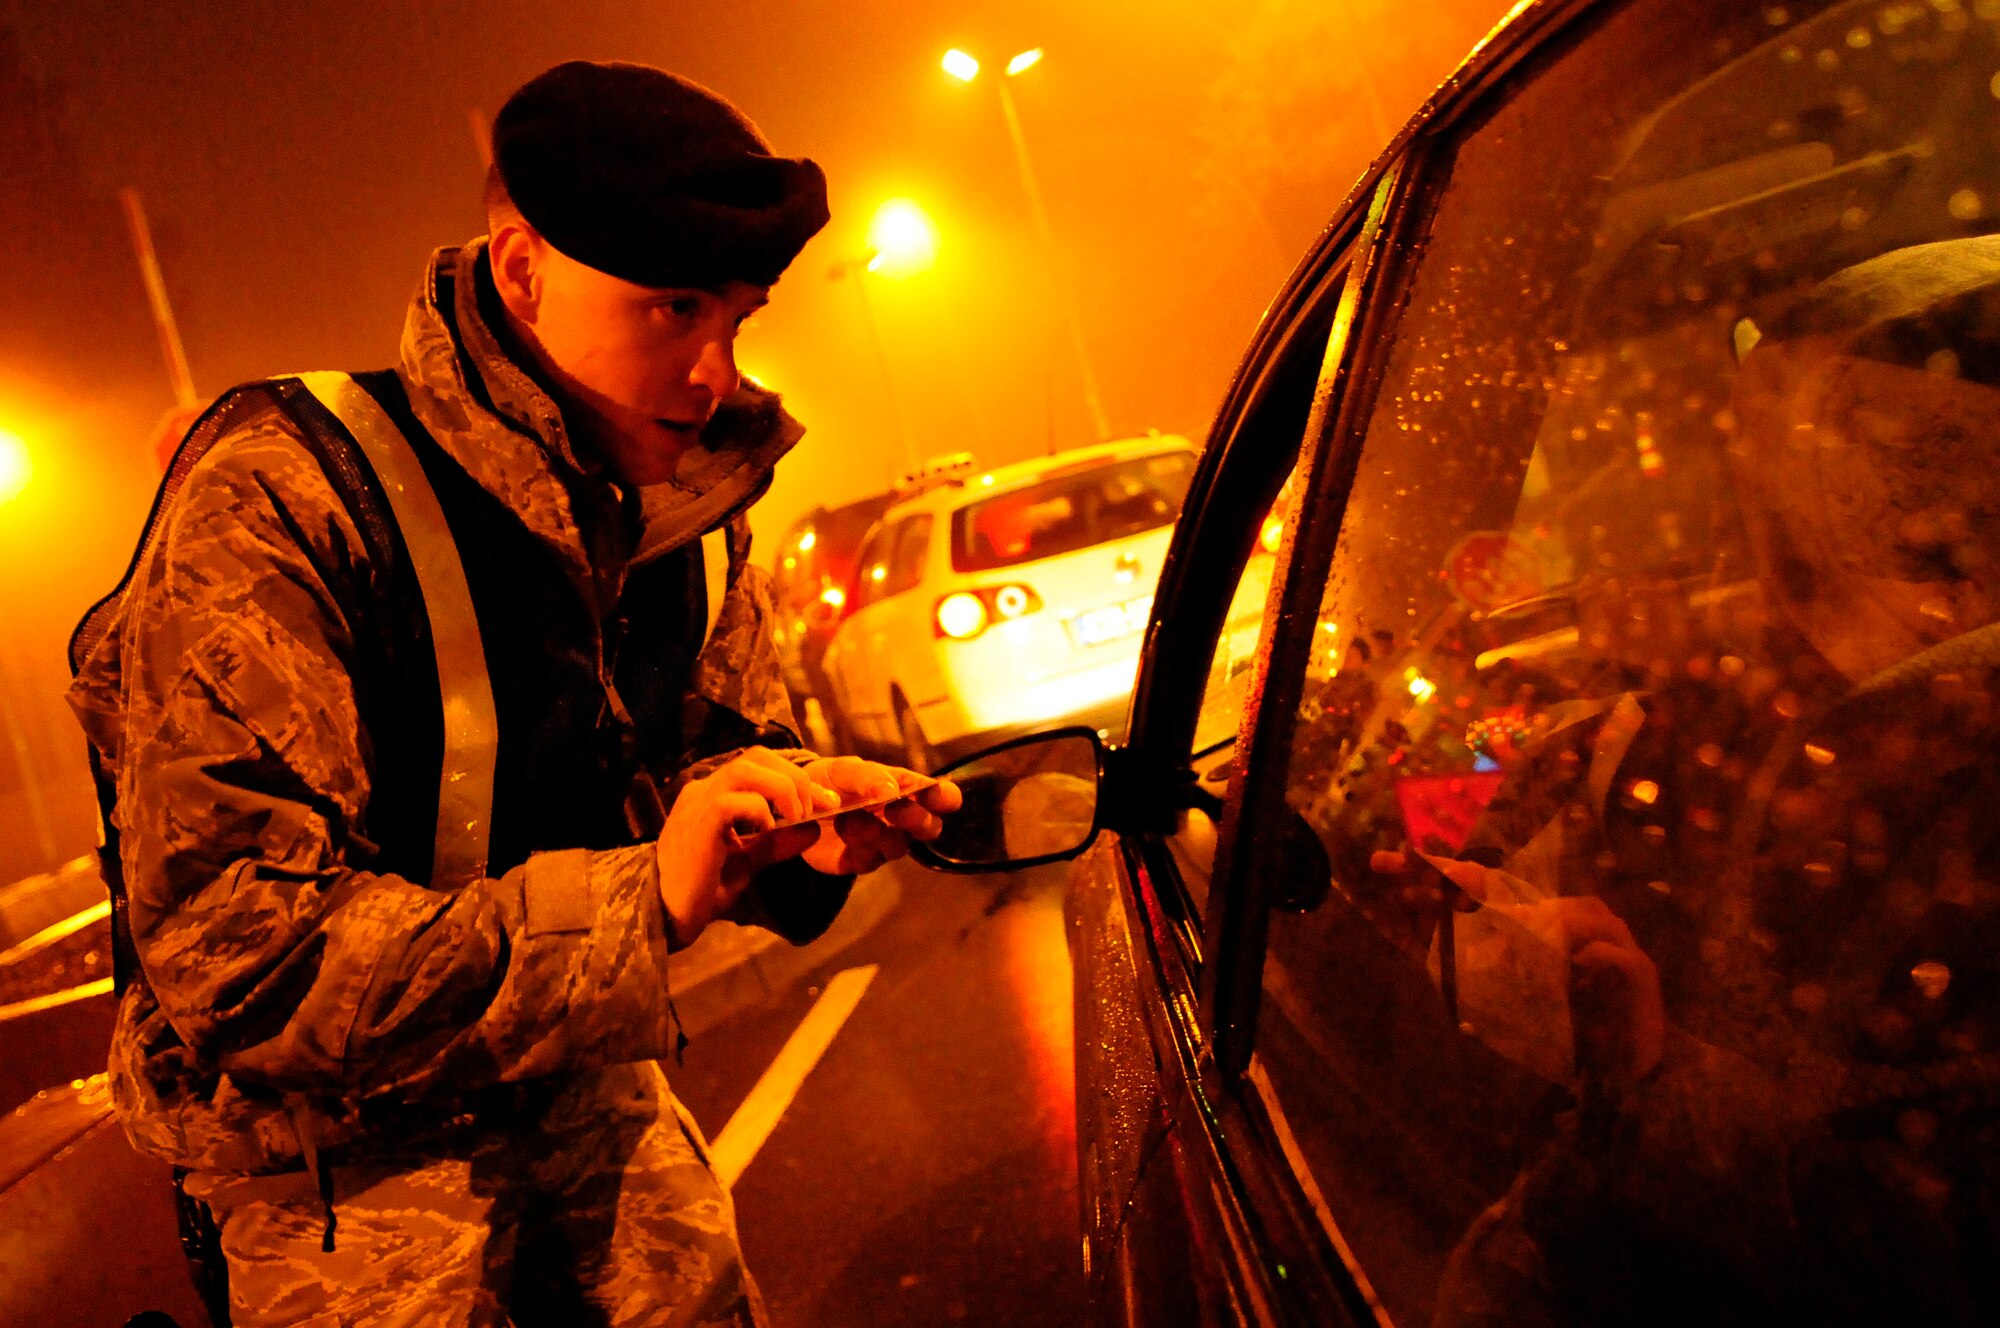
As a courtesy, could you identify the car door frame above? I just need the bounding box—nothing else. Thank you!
[1066,161,1405,1324]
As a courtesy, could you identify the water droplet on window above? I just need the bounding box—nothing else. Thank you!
[1791,982,1829,1014]
[1804,743,1837,765]
[1815,48,1842,71]
[1949,188,1985,220]
[1763,4,1790,23]
[1848,24,1873,45]
[1911,961,1951,1000]
[1628,779,1661,805]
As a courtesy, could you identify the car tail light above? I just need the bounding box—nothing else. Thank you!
[935,592,988,640]
[933,584,1042,639]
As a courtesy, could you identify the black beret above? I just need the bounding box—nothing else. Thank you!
[494,60,830,289]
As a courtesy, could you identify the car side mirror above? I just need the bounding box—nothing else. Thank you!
[913,727,1104,873]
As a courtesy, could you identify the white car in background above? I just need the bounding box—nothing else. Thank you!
[821,436,1199,771]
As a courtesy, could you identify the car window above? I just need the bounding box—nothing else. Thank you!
[888,513,932,597]
[950,451,1195,572]
[1250,2,2000,1323]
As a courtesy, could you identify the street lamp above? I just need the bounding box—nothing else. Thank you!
[0,425,57,866]
[942,45,1110,441]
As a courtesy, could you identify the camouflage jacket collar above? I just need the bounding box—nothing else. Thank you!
[396,242,805,584]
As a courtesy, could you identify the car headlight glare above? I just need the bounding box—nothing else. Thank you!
[936,592,989,640]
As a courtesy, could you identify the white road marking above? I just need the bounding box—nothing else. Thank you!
[707,963,879,1189]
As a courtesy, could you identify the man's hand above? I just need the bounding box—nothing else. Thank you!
[799,755,962,876]
[656,748,833,947]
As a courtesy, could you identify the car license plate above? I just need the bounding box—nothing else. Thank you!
[1067,595,1153,649]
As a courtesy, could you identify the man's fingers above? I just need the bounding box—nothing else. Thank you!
[712,760,811,823]
[745,822,822,869]
[1554,896,1639,954]
[916,779,962,814]
[879,798,943,839]
[832,810,912,860]
[812,755,902,800]
[713,791,779,841]
[732,748,826,804]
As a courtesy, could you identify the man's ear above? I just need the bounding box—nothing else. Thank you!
[488,218,542,324]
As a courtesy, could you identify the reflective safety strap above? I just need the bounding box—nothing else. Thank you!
[701,526,729,646]
[297,372,499,889]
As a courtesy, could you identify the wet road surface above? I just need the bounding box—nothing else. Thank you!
[674,858,1084,1328]
[0,857,1086,1327]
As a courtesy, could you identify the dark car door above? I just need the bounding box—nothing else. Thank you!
[1098,0,2000,1324]
[1064,0,2000,1322]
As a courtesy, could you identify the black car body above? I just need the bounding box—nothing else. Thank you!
[921,0,2000,1322]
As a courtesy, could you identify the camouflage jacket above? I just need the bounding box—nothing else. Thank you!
[67,242,835,1174]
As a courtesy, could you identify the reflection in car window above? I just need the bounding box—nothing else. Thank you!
[1254,2,2000,1324]
[1167,469,1301,918]
[950,451,1195,572]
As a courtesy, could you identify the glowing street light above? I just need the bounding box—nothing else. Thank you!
[940,45,1110,440]
[865,198,939,279]
[941,49,980,82]
[0,429,30,506]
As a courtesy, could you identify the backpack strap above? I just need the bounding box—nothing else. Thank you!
[296,372,498,889]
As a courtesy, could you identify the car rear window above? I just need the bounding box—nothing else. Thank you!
[949,451,1194,573]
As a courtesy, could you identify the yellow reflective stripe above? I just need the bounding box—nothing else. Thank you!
[297,372,497,889]
[701,526,729,646]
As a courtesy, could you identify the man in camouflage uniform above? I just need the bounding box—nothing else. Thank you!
[66,61,956,1327]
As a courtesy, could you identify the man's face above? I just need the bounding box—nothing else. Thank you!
[498,226,769,484]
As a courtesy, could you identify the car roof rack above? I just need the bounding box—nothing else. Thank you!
[895,451,979,498]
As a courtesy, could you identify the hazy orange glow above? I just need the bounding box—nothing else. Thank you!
[0,430,30,506]
[994,885,1077,1166]
[0,0,1522,879]
[864,198,939,279]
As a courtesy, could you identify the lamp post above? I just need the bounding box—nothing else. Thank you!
[828,198,939,481]
[0,429,59,870]
[943,47,1111,442]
